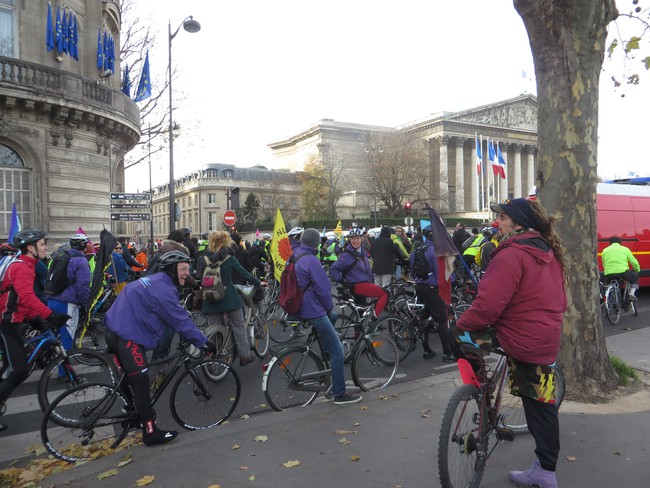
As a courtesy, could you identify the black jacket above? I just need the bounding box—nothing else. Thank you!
[370,236,403,275]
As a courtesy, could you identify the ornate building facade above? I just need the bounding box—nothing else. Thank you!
[0,1,138,242]
[268,94,538,220]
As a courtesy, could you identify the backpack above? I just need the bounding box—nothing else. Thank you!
[461,235,475,252]
[201,255,229,303]
[44,251,71,296]
[413,244,432,280]
[278,253,311,315]
[0,254,19,291]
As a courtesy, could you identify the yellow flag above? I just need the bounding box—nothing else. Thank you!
[334,220,342,235]
[270,208,292,281]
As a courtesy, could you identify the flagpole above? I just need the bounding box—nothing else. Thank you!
[480,135,484,222]
[475,132,479,220]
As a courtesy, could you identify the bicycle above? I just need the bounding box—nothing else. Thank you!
[0,324,118,414]
[262,312,399,411]
[437,344,565,488]
[190,284,270,372]
[602,278,637,325]
[74,283,118,356]
[265,299,311,343]
[41,339,241,463]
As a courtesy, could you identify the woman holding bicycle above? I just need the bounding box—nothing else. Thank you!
[451,198,567,488]
[105,251,216,446]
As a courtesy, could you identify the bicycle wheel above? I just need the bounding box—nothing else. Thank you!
[38,348,119,414]
[351,333,399,391]
[375,313,415,362]
[262,347,326,411]
[191,310,209,329]
[605,287,621,325]
[170,359,241,429]
[252,312,270,358]
[265,300,301,343]
[41,382,130,462]
[438,384,486,488]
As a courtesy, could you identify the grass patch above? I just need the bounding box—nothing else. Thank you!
[611,355,639,387]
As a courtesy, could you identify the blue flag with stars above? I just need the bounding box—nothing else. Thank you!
[134,51,152,102]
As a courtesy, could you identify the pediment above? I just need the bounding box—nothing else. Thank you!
[447,95,538,130]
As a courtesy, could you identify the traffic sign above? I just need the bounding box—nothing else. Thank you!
[223,210,237,226]
[111,213,151,221]
[110,193,151,201]
[110,203,151,209]
[404,216,414,226]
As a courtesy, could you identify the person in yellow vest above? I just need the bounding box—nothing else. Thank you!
[602,236,641,301]
[462,229,486,268]
[476,226,499,272]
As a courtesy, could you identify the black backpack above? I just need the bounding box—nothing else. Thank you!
[44,251,71,296]
[413,244,432,280]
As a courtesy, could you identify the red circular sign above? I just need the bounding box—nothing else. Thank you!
[223,210,237,226]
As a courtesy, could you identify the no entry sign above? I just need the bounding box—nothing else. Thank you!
[223,210,237,226]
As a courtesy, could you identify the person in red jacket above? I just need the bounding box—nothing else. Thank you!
[451,198,567,488]
[0,229,70,432]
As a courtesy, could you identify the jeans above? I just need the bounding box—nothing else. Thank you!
[308,313,346,397]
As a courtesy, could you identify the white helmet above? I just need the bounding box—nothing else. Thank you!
[287,227,304,238]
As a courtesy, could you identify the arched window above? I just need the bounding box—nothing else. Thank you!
[0,143,31,236]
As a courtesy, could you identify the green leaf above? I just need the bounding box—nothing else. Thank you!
[97,469,118,480]
[607,39,618,58]
[643,56,650,70]
[625,36,640,53]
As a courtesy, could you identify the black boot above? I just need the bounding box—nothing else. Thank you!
[142,419,178,446]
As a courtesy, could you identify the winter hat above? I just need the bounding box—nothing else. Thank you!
[301,228,321,249]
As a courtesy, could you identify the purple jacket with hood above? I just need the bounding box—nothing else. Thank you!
[329,243,373,284]
[49,249,91,308]
[293,243,333,319]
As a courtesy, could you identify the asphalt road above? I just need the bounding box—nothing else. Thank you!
[1,287,647,469]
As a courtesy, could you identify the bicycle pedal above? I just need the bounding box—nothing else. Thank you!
[495,428,514,442]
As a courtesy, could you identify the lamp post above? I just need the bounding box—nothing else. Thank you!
[168,15,201,234]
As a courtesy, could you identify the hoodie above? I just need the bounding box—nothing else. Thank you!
[456,230,566,365]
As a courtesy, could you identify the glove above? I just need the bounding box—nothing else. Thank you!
[341,280,355,291]
[202,340,217,354]
[46,313,71,328]
[29,316,47,331]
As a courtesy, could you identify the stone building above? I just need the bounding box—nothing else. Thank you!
[268,94,538,220]
[0,1,138,242]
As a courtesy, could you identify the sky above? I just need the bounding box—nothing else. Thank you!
[125,0,649,193]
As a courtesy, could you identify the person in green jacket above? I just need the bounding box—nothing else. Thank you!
[196,231,267,366]
[602,236,641,301]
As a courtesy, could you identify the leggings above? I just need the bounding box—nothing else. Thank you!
[105,329,155,421]
[0,322,29,404]
[351,282,389,317]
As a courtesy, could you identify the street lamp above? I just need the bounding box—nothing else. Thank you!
[168,16,201,233]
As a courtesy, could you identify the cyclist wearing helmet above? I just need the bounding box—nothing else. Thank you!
[330,227,389,320]
[476,226,499,272]
[0,229,70,432]
[410,225,454,361]
[105,250,216,446]
[287,226,304,252]
[47,234,92,356]
[180,227,197,266]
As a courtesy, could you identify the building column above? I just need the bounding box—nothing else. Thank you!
[513,144,523,198]
[470,143,478,213]
[526,145,536,194]
[438,136,449,211]
[455,137,466,213]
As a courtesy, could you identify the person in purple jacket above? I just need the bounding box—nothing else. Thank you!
[105,251,216,446]
[294,228,361,406]
[47,234,92,359]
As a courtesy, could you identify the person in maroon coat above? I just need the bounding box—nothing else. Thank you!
[452,198,567,488]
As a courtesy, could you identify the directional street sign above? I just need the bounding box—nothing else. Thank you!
[111,213,151,222]
[110,193,151,201]
[223,210,237,226]
[110,203,151,209]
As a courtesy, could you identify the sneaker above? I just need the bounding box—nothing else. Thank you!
[423,350,437,360]
[509,459,558,488]
[142,420,178,446]
[442,354,456,362]
[334,393,362,405]
[0,422,7,432]
[239,355,255,367]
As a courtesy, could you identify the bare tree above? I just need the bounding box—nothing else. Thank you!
[364,132,431,217]
[298,154,329,220]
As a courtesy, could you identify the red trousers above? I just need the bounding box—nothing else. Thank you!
[351,282,389,317]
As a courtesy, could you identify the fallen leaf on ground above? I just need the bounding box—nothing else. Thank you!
[256,403,267,408]
[338,437,351,445]
[378,395,389,400]
[254,435,268,442]
[248,475,256,481]
[135,475,155,486]
[208,485,222,488]
[421,409,431,418]
[360,406,369,410]
[98,469,118,480]
[117,454,133,468]
[351,455,361,461]
[334,429,358,435]
[282,460,301,468]
[353,422,361,426]
[612,451,621,455]
[240,466,249,470]
[240,414,250,420]
[232,444,241,450]
[565,456,578,462]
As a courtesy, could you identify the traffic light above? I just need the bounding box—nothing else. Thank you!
[404,202,412,216]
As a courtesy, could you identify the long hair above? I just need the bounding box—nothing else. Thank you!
[529,200,566,279]
[208,231,233,253]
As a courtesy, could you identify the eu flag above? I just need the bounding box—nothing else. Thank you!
[55,6,63,52]
[134,51,152,102]
[71,14,79,60]
[96,30,104,70]
[61,8,68,54]
[122,64,131,97]
[46,2,55,52]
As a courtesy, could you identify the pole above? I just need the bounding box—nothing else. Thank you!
[148,124,155,258]
[168,19,175,235]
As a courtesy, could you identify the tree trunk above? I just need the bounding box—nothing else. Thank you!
[514,0,619,398]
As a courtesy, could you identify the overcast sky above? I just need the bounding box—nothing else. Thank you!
[125,0,649,192]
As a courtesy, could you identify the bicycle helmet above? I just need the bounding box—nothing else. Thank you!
[180,227,192,237]
[263,233,271,240]
[287,226,304,239]
[69,233,89,250]
[348,227,363,237]
[422,225,433,238]
[159,250,191,270]
[13,229,48,249]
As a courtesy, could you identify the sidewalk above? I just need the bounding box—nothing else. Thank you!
[42,330,650,488]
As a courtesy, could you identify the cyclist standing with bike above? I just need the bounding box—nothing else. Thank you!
[602,236,640,302]
[295,228,361,405]
[451,198,567,488]
[105,251,216,446]
[0,229,70,432]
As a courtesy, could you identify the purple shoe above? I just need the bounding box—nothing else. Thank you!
[509,459,558,488]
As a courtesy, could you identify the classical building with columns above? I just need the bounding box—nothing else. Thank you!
[268,94,538,220]
[0,1,139,243]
